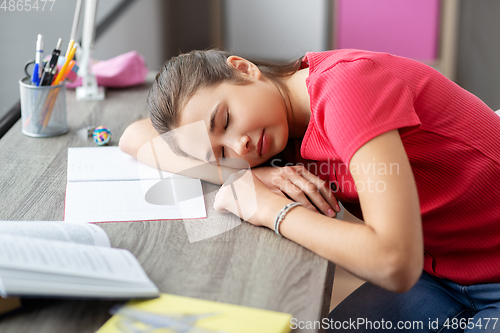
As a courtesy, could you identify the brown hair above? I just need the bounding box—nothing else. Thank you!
[147,49,302,158]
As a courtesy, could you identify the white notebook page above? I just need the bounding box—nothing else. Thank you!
[65,147,206,223]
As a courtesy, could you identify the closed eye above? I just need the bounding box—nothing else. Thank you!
[221,110,230,159]
[224,110,230,130]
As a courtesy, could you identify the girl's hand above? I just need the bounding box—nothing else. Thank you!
[252,166,340,217]
[213,170,282,227]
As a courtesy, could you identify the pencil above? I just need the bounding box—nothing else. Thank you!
[53,47,76,86]
[41,46,76,128]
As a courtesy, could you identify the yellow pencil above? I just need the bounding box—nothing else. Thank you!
[65,40,75,60]
[53,46,76,86]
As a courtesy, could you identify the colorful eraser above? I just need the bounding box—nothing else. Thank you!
[93,126,111,145]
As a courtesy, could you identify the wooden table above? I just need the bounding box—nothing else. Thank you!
[0,76,334,333]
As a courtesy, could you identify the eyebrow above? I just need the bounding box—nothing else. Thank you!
[209,103,221,134]
[206,103,221,162]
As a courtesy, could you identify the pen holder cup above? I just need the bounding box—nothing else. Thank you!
[19,78,68,137]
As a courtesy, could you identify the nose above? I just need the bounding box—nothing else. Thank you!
[233,135,250,156]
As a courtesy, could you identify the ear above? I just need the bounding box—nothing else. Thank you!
[226,56,261,80]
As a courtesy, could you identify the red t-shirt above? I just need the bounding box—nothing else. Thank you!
[300,49,500,285]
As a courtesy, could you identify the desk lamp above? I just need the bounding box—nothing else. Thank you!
[76,0,105,101]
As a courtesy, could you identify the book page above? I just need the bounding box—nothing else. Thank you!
[65,179,206,223]
[0,221,110,247]
[0,235,158,296]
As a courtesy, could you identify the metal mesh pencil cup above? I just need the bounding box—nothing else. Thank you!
[19,77,68,137]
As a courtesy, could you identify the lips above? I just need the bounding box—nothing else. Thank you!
[257,129,269,157]
[257,130,264,157]
[261,130,269,156]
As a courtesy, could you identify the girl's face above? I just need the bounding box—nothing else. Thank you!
[178,78,289,168]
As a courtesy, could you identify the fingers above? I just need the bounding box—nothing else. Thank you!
[277,181,320,213]
[275,166,340,217]
[271,189,287,197]
[295,166,340,212]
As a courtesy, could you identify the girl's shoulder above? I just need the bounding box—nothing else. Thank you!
[305,49,424,77]
[305,49,380,73]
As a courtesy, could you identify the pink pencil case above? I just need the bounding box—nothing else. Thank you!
[67,51,148,88]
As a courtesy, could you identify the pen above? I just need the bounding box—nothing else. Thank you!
[31,63,40,86]
[39,38,62,86]
[36,34,43,81]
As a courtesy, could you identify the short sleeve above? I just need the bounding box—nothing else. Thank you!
[307,58,421,165]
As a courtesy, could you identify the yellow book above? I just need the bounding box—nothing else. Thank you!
[97,293,292,333]
[0,297,21,315]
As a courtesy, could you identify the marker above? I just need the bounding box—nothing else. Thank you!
[39,38,62,86]
[36,34,43,78]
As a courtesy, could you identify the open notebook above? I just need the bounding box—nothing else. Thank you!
[64,147,206,223]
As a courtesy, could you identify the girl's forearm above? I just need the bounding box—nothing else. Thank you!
[261,195,420,293]
[120,118,239,185]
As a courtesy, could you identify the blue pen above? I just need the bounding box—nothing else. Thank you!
[31,63,40,86]
[30,35,43,86]
[36,34,43,78]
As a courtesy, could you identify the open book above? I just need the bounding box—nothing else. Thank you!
[0,221,159,299]
[65,147,206,223]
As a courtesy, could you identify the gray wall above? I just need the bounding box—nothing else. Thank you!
[456,0,500,110]
[3,0,500,120]
[0,0,167,119]
[225,0,329,61]
[93,0,166,72]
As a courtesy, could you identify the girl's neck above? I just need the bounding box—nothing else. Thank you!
[282,68,311,139]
